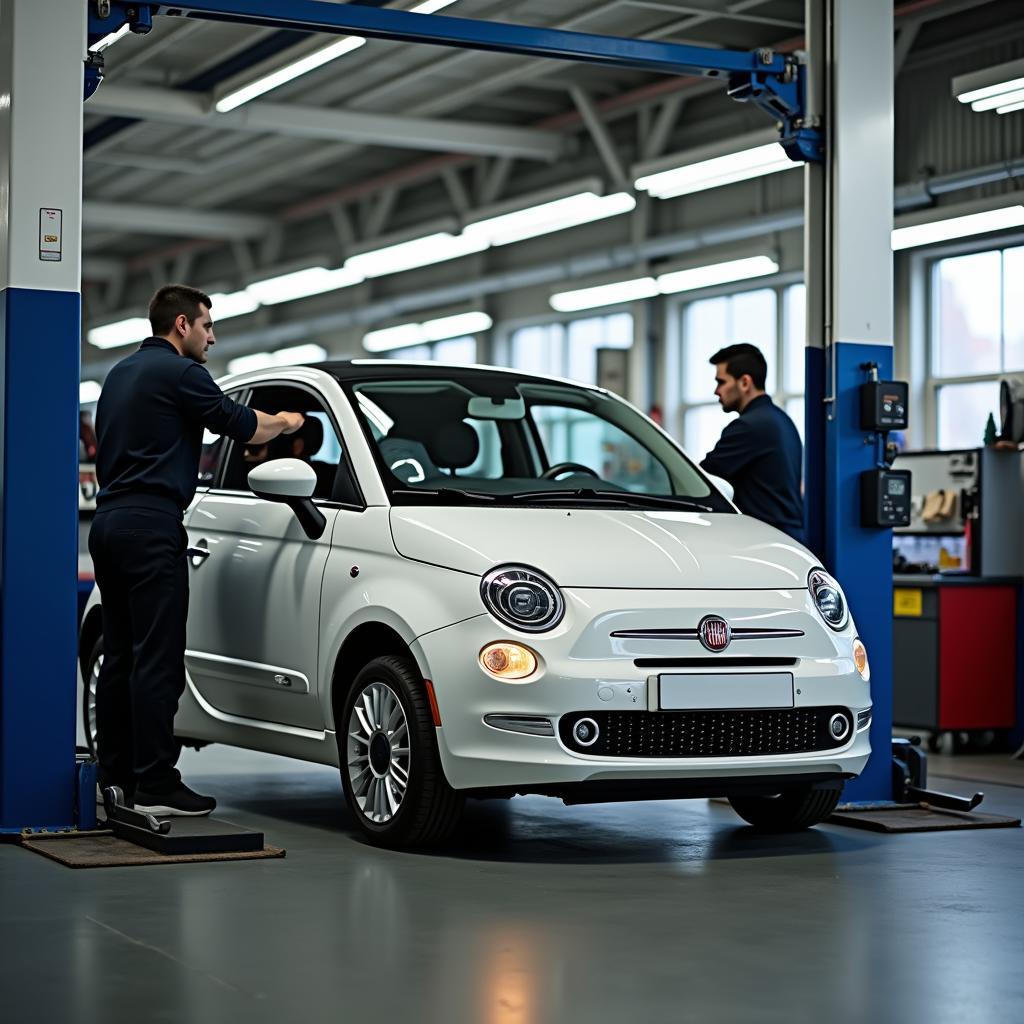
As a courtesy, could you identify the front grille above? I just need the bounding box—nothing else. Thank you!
[559,707,851,758]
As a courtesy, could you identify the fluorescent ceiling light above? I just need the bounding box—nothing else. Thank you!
[363,310,491,352]
[657,255,779,294]
[550,278,659,313]
[891,205,1024,250]
[635,142,796,199]
[272,343,328,366]
[345,232,487,279]
[464,191,636,246]
[410,0,460,12]
[971,86,1024,112]
[209,290,259,320]
[80,380,102,404]
[215,36,366,113]
[997,98,1024,115]
[89,23,130,53]
[550,255,780,312]
[227,352,274,375]
[423,311,492,341]
[363,324,426,353]
[87,317,151,349]
[954,57,1024,106]
[228,343,329,375]
[246,266,363,306]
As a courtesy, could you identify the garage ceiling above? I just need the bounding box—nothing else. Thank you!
[80,0,1020,373]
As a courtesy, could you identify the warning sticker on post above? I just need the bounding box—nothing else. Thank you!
[39,208,62,262]
[893,588,923,617]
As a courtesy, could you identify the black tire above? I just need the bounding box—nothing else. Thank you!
[728,784,842,831]
[81,635,103,759]
[337,655,464,849]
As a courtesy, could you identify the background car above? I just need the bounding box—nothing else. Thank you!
[79,361,871,847]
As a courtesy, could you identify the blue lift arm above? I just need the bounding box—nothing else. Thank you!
[86,0,822,163]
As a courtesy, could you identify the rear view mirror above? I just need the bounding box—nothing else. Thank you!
[466,396,526,420]
[247,459,326,539]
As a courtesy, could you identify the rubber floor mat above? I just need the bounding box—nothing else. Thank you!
[829,803,1020,833]
[17,830,286,868]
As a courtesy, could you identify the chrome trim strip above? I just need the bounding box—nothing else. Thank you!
[184,649,311,695]
[610,628,805,640]
[184,673,328,742]
[483,714,555,737]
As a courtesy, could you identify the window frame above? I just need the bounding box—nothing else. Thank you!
[210,379,366,511]
[915,231,1024,449]
[662,270,804,457]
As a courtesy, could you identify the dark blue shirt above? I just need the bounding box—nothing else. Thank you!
[95,338,257,517]
[700,393,804,542]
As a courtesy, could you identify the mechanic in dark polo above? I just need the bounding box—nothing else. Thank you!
[90,284,305,816]
[700,342,805,544]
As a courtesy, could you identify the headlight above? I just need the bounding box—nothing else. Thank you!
[480,565,564,633]
[808,568,849,630]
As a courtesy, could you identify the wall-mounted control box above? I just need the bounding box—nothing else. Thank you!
[861,468,912,527]
[860,380,908,432]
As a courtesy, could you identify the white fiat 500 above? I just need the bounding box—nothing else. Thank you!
[80,361,871,847]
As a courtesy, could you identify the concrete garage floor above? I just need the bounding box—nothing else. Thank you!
[2,745,1023,1024]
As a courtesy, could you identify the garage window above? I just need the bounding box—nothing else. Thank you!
[671,283,805,461]
[505,312,632,385]
[929,245,1022,449]
[378,335,477,364]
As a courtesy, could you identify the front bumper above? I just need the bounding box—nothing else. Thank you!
[413,588,872,793]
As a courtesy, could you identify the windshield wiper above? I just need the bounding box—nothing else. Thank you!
[508,488,713,513]
[390,487,497,503]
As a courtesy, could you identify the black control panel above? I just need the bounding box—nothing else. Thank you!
[860,380,909,432]
[861,468,912,527]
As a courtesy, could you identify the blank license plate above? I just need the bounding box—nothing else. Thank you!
[659,673,794,711]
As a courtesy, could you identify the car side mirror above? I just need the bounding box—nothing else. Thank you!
[704,472,735,504]
[247,458,326,540]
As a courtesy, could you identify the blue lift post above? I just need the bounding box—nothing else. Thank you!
[2,0,892,830]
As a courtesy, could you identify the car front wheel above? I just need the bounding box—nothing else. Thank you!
[338,655,464,848]
[728,784,842,831]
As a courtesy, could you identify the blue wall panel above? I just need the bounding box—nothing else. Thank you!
[0,287,80,831]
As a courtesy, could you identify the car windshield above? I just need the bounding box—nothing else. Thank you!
[345,371,733,512]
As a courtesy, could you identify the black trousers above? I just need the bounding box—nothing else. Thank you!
[88,507,188,792]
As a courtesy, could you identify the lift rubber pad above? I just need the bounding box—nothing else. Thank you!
[16,830,286,869]
[828,804,1020,833]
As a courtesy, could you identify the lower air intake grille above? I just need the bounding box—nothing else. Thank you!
[560,707,851,758]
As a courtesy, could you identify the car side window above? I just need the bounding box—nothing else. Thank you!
[198,389,245,487]
[221,384,358,503]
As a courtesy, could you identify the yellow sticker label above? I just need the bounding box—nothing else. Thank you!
[894,588,923,617]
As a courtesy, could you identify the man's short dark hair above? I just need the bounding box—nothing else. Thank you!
[710,343,767,391]
[149,284,212,336]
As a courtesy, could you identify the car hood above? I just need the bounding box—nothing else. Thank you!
[389,507,817,589]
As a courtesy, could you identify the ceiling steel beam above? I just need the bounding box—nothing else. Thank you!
[83,201,272,239]
[86,84,564,161]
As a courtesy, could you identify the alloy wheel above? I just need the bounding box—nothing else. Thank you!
[346,681,411,824]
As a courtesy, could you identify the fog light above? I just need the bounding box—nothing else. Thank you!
[572,718,600,747]
[853,637,870,680]
[829,713,851,741]
[480,642,538,680]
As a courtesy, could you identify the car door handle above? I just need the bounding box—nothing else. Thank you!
[187,544,211,568]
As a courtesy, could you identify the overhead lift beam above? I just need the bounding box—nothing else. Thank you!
[88,0,823,163]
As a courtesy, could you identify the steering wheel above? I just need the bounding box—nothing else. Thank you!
[540,462,600,481]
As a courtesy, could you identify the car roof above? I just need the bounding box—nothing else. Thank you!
[311,358,601,393]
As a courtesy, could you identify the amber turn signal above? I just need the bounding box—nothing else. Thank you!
[853,637,870,680]
[479,642,538,680]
